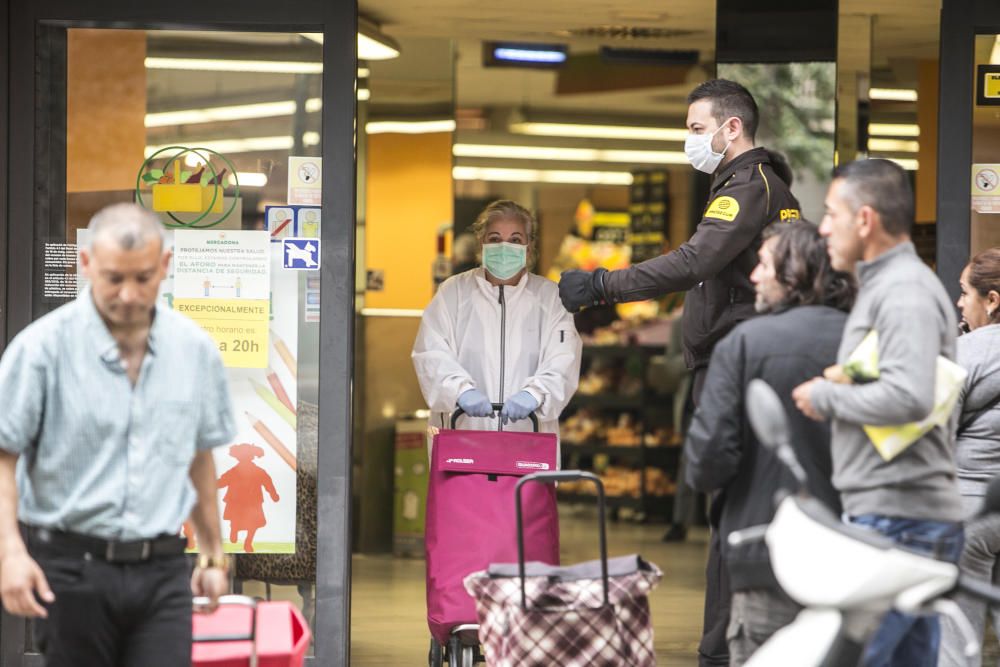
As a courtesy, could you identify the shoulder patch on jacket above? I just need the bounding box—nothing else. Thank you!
[705,196,740,221]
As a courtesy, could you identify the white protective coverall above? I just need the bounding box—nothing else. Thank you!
[412,268,582,436]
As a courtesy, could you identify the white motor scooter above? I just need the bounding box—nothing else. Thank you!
[732,379,1000,667]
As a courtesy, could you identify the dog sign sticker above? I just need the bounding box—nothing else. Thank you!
[282,238,321,270]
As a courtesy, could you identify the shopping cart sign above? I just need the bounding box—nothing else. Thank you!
[282,238,321,270]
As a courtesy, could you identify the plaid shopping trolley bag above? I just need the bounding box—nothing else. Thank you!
[464,471,662,667]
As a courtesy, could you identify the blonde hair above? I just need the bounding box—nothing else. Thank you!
[469,200,539,270]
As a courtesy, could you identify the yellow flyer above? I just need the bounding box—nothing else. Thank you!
[173,299,269,368]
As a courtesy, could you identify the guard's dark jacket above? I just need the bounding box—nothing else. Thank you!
[685,306,845,591]
[603,147,801,369]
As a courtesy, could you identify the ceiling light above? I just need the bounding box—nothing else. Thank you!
[230,172,268,187]
[145,57,323,74]
[453,143,687,165]
[358,33,400,60]
[300,18,401,60]
[885,158,919,171]
[867,138,919,153]
[148,100,297,127]
[510,121,688,142]
[867,123,920,137]
[992,36,1000,65]
[146,98,329,129]
[358,67,371,78]
[366,120,457,134]
[601,149,688,164]
[869,88,918,102]
[453,166,632,185]
[484,42,568,68]
[358,88,371,101]
[145,133,320,157]
[494,47,566,64]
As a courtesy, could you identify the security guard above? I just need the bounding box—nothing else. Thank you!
[559,79,800,667]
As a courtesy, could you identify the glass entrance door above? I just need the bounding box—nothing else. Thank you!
[2,2,356,664]
[938,1,1000,301]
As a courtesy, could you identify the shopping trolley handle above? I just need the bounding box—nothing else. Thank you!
[450,403,540,431]
[193,594,258,613]
[193,594,258,650]
[515,471,610,611]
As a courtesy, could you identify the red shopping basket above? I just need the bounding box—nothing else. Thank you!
[192,595,311,667]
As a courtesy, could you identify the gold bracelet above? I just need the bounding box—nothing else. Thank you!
[196,553,231,573]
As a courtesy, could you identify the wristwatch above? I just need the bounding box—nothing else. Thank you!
[196,553,231,573]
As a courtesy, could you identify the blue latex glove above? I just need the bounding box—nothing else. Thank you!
[501,391,539,425]
[458,389,494,418]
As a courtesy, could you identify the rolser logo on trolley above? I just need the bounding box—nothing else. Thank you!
[515,461,550,470]
[445,458,475,464]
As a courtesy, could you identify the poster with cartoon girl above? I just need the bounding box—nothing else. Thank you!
[217,443,280,553]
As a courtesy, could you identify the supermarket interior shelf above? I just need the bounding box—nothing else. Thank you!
[563,441,645,460]
[580,344,664,359]
[560,334,688,522]
[555,491,676,513]
[555,493,646,510]
[562,441,682,461]
[567,394,648,410]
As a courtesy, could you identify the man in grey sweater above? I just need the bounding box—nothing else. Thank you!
[792,158,963,667]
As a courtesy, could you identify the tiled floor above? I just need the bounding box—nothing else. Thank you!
[350,510,709,666]
[243,512,1000,665]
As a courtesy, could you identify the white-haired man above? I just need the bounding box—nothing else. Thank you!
[0,203,233,666]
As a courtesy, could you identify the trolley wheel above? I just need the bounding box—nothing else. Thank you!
[429,638,443,666]
[447,635,462,667]
[461,645,475,667]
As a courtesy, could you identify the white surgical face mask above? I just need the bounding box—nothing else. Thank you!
[684,121,733,174]
[482,242,527,281]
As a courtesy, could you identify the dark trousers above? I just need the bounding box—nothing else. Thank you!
[691,365,732,667]
[34,552,192,667]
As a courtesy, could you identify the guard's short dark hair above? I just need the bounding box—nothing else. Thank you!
[763,221,856,313]
[832,159,914,237]
[687,79,759,141]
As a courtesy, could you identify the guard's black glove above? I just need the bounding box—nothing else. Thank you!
[559,268,609,313]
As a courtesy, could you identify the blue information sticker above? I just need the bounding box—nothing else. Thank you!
[282,238,321,270]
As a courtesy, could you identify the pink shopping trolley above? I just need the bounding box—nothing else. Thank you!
[425,404,560,666]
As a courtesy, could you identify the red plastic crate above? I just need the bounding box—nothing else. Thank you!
[193,597,311,667]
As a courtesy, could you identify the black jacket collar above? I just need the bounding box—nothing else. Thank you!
[711,146,770,192]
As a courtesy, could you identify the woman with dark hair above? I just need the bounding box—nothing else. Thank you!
[940,248,1000,667]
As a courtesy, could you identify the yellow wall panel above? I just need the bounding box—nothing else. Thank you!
[365,132,453,310]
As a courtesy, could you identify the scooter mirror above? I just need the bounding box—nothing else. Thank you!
[978,476,1000,517]
[747,379,791,451]
[747,379,810,489]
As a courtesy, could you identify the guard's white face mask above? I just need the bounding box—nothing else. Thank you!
[684,119,735,174]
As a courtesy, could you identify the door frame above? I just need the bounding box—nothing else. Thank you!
[1,2,357,665]
[938,0,1000,300]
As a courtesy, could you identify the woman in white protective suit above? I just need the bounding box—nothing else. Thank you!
[412,199,582,437]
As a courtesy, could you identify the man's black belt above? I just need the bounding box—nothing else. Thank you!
[21,524,187,563]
